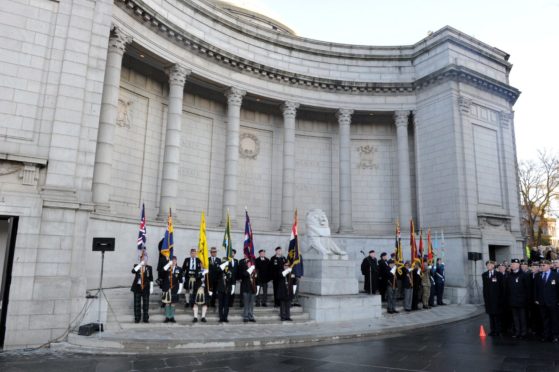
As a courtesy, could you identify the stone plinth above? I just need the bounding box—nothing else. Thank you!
[299,258,358,295]
[301,294,382,321]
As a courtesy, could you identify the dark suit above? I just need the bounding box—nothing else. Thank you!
[535,270,559,340]
[255,256,270,306]
[130,264,153,322]
[482,270,505,335]
[208,255,222,306]
[217,262,233,322]
[228,258,240,307]
[378,259,390,301]
[505,270,530,337]
[270,255,287,306]
[277,272,293,320]
[182,257,202,305]
[361,256,379,294]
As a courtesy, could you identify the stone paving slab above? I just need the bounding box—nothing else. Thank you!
[54,304,483,355]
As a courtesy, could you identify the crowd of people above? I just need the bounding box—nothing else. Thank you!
[482,258,559,342]
[130,245,301,324]
[360,250,446,313]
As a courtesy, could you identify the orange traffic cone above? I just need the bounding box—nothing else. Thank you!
[479,325,487,338]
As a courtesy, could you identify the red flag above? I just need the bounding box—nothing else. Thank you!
[419,230,424,268]
[427,229,434,263]
[410,219,416,262]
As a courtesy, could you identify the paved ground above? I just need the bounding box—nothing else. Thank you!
[1,314,558,371]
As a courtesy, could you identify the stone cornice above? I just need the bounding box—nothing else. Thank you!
[114,0,520,104]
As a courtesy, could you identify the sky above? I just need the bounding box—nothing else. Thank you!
[226,0,559,162]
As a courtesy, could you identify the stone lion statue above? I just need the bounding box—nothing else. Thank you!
[303,209,347,258]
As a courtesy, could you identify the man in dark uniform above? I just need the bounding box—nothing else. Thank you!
[482,260,505,336]
[182,248,201,307]
[217,258,233,323]
[361,250,379,295]
[270,246,287,307]
[528,261,542,336]
[535,260,559,342]
[428,263,437,307]
[161,256,184,323]
[386,259,398,314]
[130,249,154,323]
[208,247,221,307]
[229,249,240,307]
[239,253,257,322]
[255,249,270,307]
[277,262,294,321]
[434,258,446,305]
[505,258,530,338]
[411,262,422,310]
[192,268,209,323]
[378,252,389,302]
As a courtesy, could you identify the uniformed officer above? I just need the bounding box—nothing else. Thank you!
[402,261,413,312]
[361,250,379,295]
[482,260,505,336]
[270,246,287,307]
[161,256,184,323]
[239,253,257,322]
[434,258,446,305]
[386,259,398,314]
[378,252,389,302]
[505,258,530,338]
[277,262,294,321]
[420,261,431,309]
[208,247,221,307]
[130,249,154,323]
[534,260,559,342]
[182,248,202,307]
[192,268,209,323]
[255,249,270,307]
[217,258,234,323]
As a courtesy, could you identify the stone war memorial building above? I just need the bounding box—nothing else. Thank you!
[0,0,522,349]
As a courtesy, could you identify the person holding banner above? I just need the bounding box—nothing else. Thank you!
[240,253,257,322]
[161,256,184,323]
[217,258,234,323]
[182,248,202,308]
[255,249,270,307]
[278,262,294,321]
[386,259,398,314]
[130,249,154,323]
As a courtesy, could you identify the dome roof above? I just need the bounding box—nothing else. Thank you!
[211,0,296,35]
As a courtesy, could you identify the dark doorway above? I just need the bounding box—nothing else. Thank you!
[488,244,510,263]
[0,216,18,349]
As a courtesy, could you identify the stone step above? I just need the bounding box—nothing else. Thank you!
[107,312,310,325]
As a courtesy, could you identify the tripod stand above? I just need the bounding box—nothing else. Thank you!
[94,249,122,335]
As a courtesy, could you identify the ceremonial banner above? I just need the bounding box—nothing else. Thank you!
[198,212,208,269]
[160,209,174,261]
[427,228,434,264]
[395,220,403,263]
[222,210,232,260]
[244,209,255,262]
[137,203,146,255]
[288,210,303,277]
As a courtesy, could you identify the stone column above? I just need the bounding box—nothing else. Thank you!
[158,64,190,219]
[280,101,299,230]
[337,108,354,233]
[92,26,132,208]
[395,110,412,225]
[222,87,246,226]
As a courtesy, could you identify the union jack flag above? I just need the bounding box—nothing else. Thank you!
[243,209,255,263]
[137,203,146,252]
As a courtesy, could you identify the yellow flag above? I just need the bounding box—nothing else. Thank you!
[198,211,208,269]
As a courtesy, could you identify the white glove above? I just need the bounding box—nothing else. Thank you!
[390,267,396,275]
[293,285,297,294]
[417,269,420,275]
[134,264,142,272]
[282,268,292,277]
[178,283,184,294]
[202,269,209,276]
[231,285,235,295]
[141,261,145,266]
[209,291,213,296]
[149,282,154,294]
[247,266,255,275]
[428,265,432,270]
[164,262,171,271]
[220,262,228,271]
[256,286,260,296]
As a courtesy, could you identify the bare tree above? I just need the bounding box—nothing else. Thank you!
[519,150,559,247]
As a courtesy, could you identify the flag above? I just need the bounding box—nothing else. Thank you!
[395,220,403,263]
[198,212,208,270]
[160,209,174,261]
[525,245,531,260]
[288,210,303,277]
[137,203,146,254]
[427,228,434,264]
[419,229,424,267]
[244,209,255,262]
[222,210,232,260]
[410,219,417,262]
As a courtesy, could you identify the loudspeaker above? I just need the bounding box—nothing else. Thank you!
[92,237,115,252]
[468,252,482,261]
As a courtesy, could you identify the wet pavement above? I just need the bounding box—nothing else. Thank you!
[1,314,558,371]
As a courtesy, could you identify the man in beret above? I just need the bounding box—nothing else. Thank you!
[361,250,379,295]
[505,258,530,338]
[255,249,270,307]
[535,260,559,342]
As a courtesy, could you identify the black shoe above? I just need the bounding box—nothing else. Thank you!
[243,319,249,323]
[143,319,149,323]
[255,303,261,307]
[438,302,447,306]
[201,317,207,323]
[192,318,198,323]
[249,319,256,322]
[387,310,394,314]
[185,302,189,308]
[224,319,229,323]
[392,310,399,314]
[262,303,267,307]
[293,303,301,307]
[164,318,170,323]
[280,318,286,321]
[285,318,292,321]
[170,318,176,323]
[135,319,140,324]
